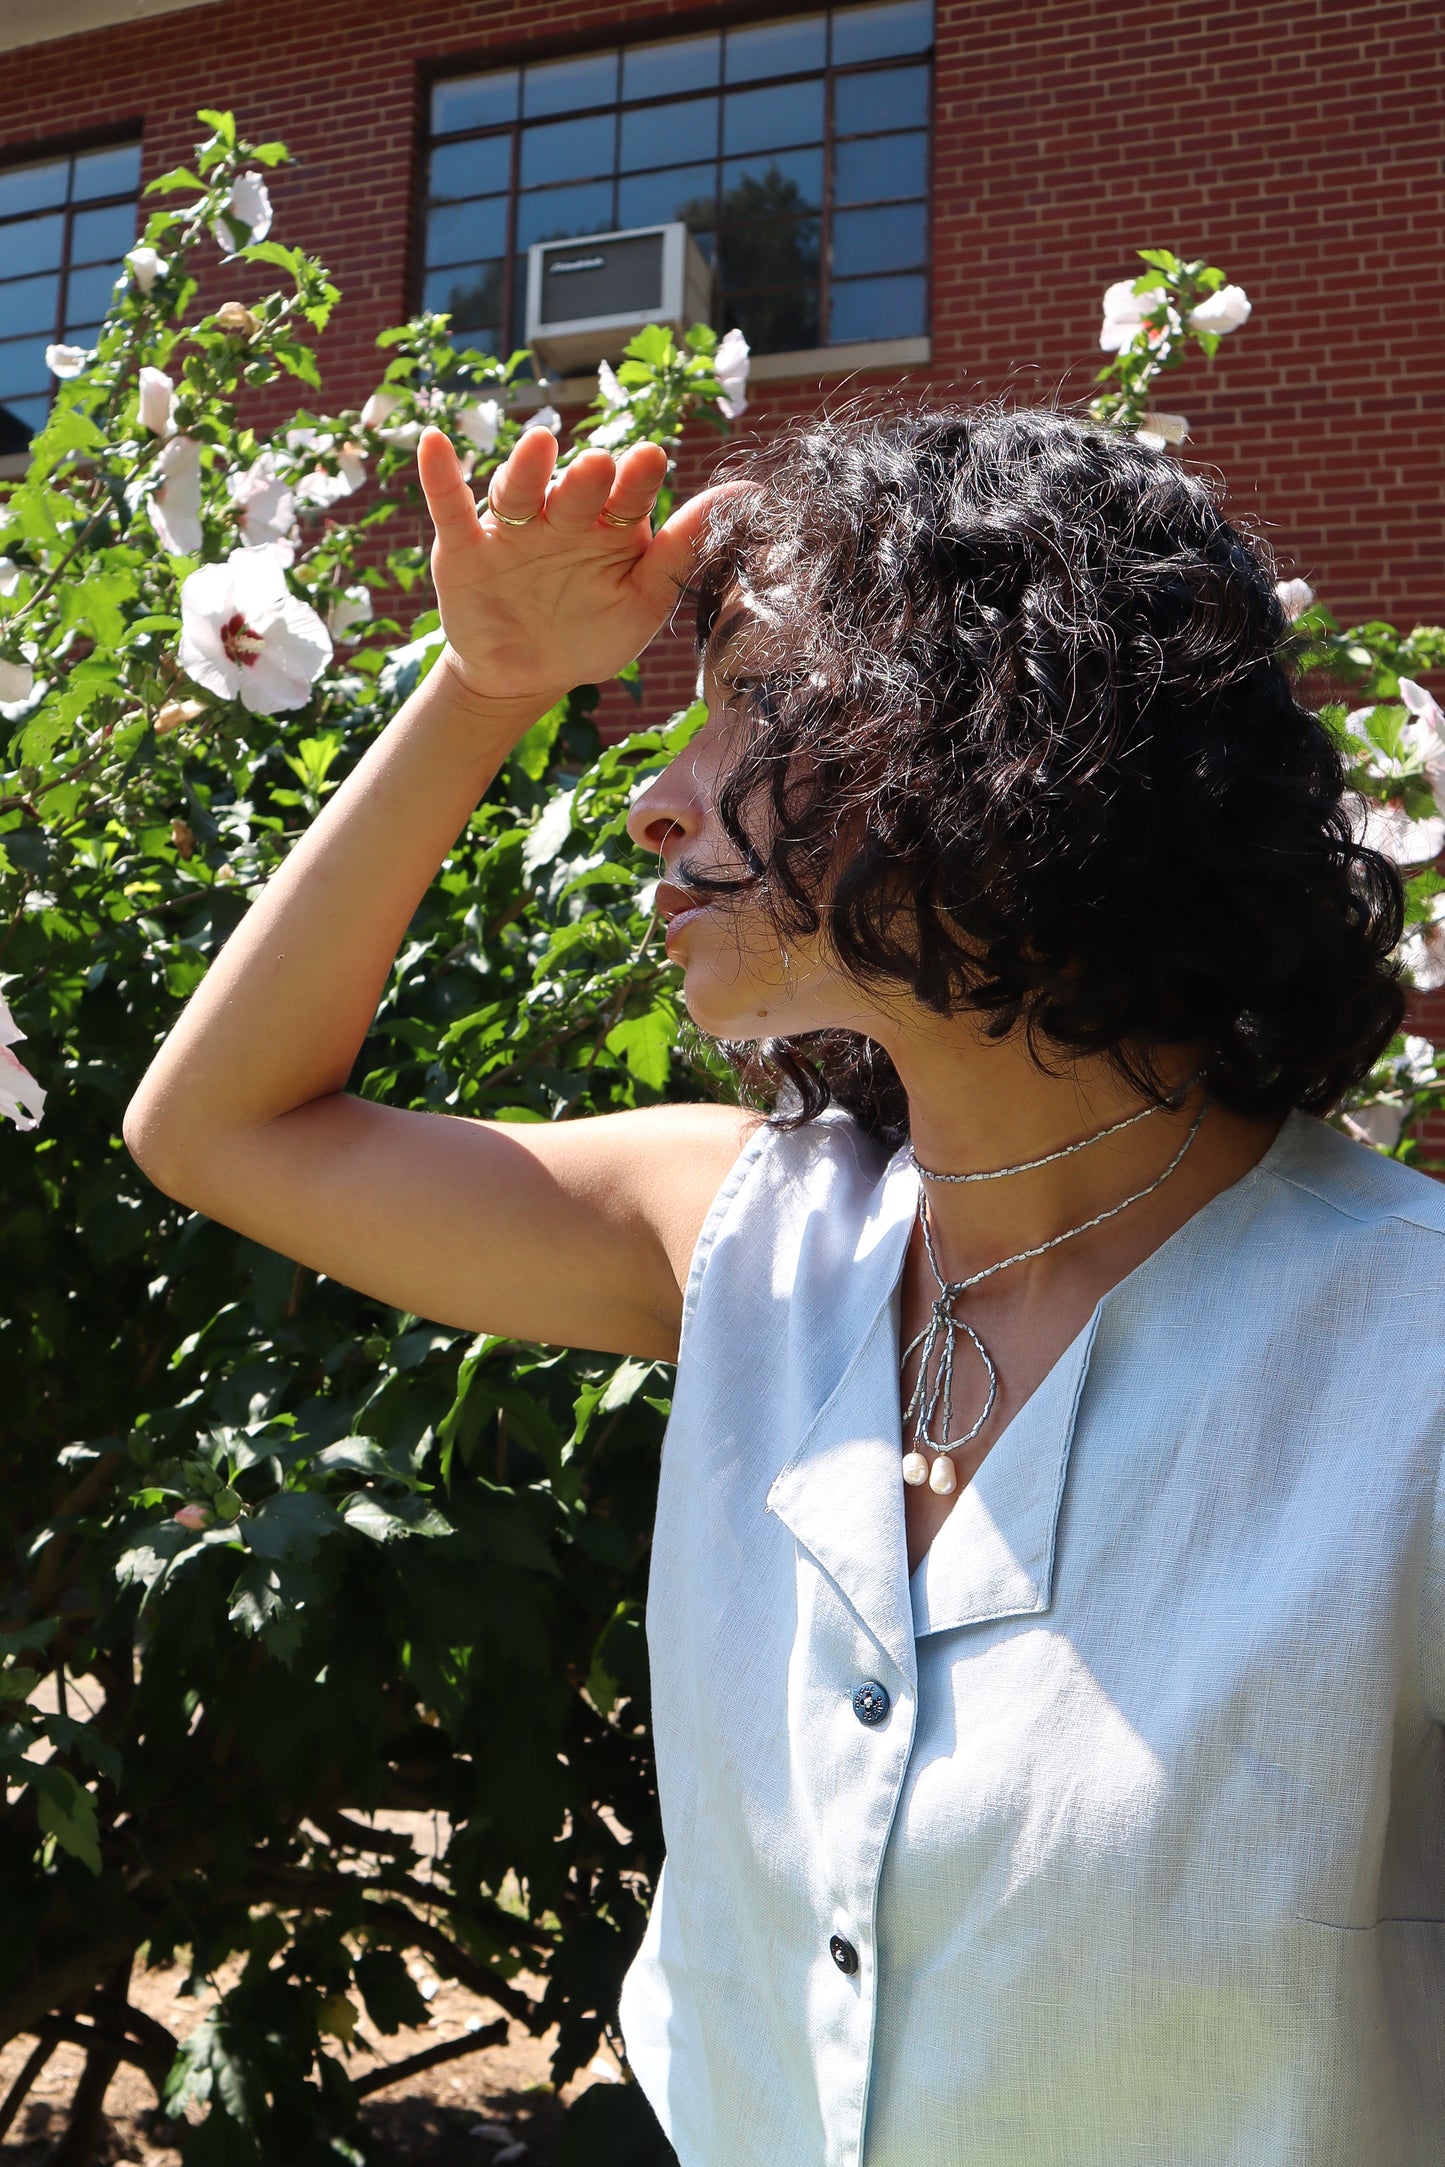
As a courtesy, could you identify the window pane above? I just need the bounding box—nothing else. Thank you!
[0,392,50,451]
[620,96,718,173]
[828,269,925,341]
[72,142,142,201]
[723,80,825,156]
[623,33,720,102]
[62,319,104,347]
[618,162,716,230]
[724,284,819,354]
[69,200,136,264]
[0,270,60,337]
[833,129,927,203]
[0,211,64,280]
[718,214,821,293]
[519,113,615,187]
[432,71,519,136]
[726,15,827,82]
[429,136,511,202]
[0,334,52,399]
[423,259,506,333]
[515,180,614,251]
[524,51,618,118]
[0,160,67,220]
[64,260,121,325]
[835,62,928,134]
[427,197,508,268]
[721,148,823,215]
[831,0,933,66]
[832,201,926,276]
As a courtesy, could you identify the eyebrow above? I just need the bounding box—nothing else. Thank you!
[703,603,752,674]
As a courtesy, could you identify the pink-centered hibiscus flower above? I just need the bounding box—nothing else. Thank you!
[0,988,45,1132]
[178,546,332,715]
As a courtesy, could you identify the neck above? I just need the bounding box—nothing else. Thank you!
[875,1014,1282,1280]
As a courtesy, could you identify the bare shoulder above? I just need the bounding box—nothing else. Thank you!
[499,1097,766,1297]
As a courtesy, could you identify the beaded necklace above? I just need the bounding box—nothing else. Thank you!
[899,1094,1211,1494]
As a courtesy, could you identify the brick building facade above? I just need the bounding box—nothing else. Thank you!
[2,0,1442,733]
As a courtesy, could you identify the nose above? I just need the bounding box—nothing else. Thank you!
[626,752,704,863]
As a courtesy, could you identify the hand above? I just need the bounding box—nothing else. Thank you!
[416,424,732,722]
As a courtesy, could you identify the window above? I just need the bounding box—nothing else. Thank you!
[423,0,931,360]
[0,140,142,456]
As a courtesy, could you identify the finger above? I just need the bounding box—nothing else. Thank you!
[630,480,756,618]
[542,446,620,536]
[597,441,670,528]
[483,424,558,525]
[417,426,482,549]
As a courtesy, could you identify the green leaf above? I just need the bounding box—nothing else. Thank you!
[240,1489,342,1564]
[622,323,674,368]
[31,1764,102,1873]
[353,1948,432,2035]
[340,1494,452,1543]
[605,1009,673,1089]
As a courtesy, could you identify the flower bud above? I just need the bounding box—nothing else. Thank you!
[155,697,204,735]
[173,1503,211,1530]
[215,302,260,337]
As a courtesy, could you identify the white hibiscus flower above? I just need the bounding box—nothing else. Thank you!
[147,435,205,557]
[126,244,168,294]
[457,399,503,454]
[178,545,332,714]
[1188,284,1251,336]
[137,365,175,436]
[46,343,92,379]
[212,169,273,255]
[227,453,298,558]
[327,585,374,641]
[1099,280,1166,354]
[0,988,45,1132]
[713,327,750,418]
[1275,578,1315,621]
[0,657,35,707]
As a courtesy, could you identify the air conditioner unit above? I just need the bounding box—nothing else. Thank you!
[525,222,713,373]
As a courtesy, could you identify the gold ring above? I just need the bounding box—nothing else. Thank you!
[599,500,656,529]
[486,478,540,527]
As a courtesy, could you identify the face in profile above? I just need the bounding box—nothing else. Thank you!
[625,618,882,1048]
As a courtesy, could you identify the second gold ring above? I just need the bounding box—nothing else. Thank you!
[486,479,541,527]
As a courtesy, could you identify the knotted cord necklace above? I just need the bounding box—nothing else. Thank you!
[899,1093,1211,1495]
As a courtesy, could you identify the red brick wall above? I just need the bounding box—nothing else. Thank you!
[4,0,1443,740]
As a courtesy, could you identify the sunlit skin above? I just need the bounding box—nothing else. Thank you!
[627,615,1284,1569]
[125,415,1284,1581]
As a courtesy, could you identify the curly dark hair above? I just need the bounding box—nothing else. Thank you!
[678,400,1405,1146]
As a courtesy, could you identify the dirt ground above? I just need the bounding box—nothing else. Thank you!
[0,1810,619,2165]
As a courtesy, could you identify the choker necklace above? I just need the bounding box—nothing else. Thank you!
[900,1093,1211,1495]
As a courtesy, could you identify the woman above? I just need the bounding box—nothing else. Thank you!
[125,404,1445,2164]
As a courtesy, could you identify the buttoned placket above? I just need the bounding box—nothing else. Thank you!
[766,1148,1099,2167]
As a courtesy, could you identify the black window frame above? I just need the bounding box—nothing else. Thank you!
[0,126,143,456]
[416,2,933,364]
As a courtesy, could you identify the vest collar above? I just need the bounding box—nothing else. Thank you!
[765,1146,1099,1678]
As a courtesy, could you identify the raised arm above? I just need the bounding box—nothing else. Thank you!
[123,426,754,1360]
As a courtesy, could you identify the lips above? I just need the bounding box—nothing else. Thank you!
[656,877,712,945]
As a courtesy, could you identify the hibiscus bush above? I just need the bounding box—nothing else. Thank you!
[0,113,739,2167]
[0,130,1440,2166]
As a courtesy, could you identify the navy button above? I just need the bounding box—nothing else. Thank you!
[852,1679,890,1726]
[829,1934,859,1976]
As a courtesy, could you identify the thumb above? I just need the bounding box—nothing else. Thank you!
[417,426,481,551]
[630,480,756,619]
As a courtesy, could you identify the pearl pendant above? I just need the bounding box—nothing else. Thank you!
[928,1453,958,1496]
[901,1450,929,1487]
